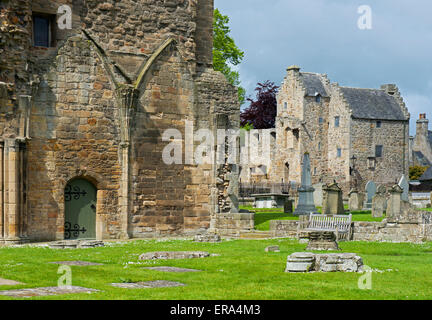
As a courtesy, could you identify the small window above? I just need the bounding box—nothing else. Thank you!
[334,116,340,128]
[319,117,323,124]
[284,102,287,110]
[33,14,55,47]
[316,95,321,103]
[318,142,321,151]
[375,145,383,158]
[313,167,317,175]
[337,148,342,158]
[376,121,382,128]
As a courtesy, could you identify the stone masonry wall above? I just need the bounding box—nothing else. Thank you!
[350,118,409,193]
[1,0,241,241]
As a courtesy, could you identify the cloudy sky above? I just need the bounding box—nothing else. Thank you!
[214,0,432,135]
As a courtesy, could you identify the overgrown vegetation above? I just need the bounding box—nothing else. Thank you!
[213,9,245,105]
[409,165,429,180]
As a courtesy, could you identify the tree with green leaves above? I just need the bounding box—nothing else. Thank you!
[213,8,245,105]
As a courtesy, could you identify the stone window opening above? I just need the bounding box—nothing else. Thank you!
[375,145,383,158]
[376,121,382,128]
[284,102,288,110]
[337,147,342,158]
[315,94,321,103]
[319,117,324,125]
[32,13,56,47]
[334,116,340,128]
[318,142,321,151]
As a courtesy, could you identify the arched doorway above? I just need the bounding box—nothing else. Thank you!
[64,178,97,240]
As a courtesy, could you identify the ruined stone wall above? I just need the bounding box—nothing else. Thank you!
[302,96,330,185]
[350,119,409,192]
[1,0,241,241]
[273,68,306,184]
[326,85,351,193]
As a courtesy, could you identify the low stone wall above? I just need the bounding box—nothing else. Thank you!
[213,212,255,237]
[270,220,299,238]
[269,218,432,243]
[239,197,254,207]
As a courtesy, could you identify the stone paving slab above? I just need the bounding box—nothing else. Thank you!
[142,266,201,273]
[0,278,23,286]
[139,251,210,260]
[111,281,185,289]
[49,261,103,266]
[0,286,99,298]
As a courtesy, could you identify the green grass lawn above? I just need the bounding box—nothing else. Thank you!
[1,239,432,300]
[242,206,386,231]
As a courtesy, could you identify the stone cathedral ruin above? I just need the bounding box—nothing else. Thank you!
[0,0,252,243]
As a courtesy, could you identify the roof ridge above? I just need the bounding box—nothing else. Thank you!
[340,86,384,91]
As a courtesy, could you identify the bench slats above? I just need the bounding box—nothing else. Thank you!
[305,214,352,234]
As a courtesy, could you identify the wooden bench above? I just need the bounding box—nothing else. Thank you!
[302,213,352,241]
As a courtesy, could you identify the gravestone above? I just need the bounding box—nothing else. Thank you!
[313,183,324,207]
[364,181,377,209]
[372,185,387,218]
[143,267,201,273]
[322,182,344,215]
[284,200,293,214]
[294,153,318,215]
[139,251,210,260]
[0,278,23,286]
[110,281,185,289]
[398,175,410,202]
[348,188,364,211]
[387,185,403,220]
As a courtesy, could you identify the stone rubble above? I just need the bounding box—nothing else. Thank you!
[285,252,363,273]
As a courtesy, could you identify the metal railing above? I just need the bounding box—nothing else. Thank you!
[239,182,294,197]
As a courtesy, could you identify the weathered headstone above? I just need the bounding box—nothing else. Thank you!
[313,183,324,207]
[348,188,364,211]
[294,153,318,215]
[398,175,410,202]
[387,185,403,220]
[110,281,185,289]
[364,181,377,209]
[322,182,344,215]
[372,185,387,218]
[284,200,293,214]
[139,251,210,260]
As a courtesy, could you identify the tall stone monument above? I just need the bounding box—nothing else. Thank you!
[294,153,318,216]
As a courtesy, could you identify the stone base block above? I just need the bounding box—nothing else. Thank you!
[285,252,363,273]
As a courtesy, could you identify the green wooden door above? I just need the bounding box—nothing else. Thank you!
[64,179,96,240]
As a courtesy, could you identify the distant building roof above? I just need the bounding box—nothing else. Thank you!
[340,87,407,121]
[413,151,432,167]
[420,166,432,181]
[300,73,329,98]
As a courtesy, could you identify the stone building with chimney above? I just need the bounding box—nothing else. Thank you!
[410,113,432,167]
[0,0,246,243]
[271,66,410,195]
